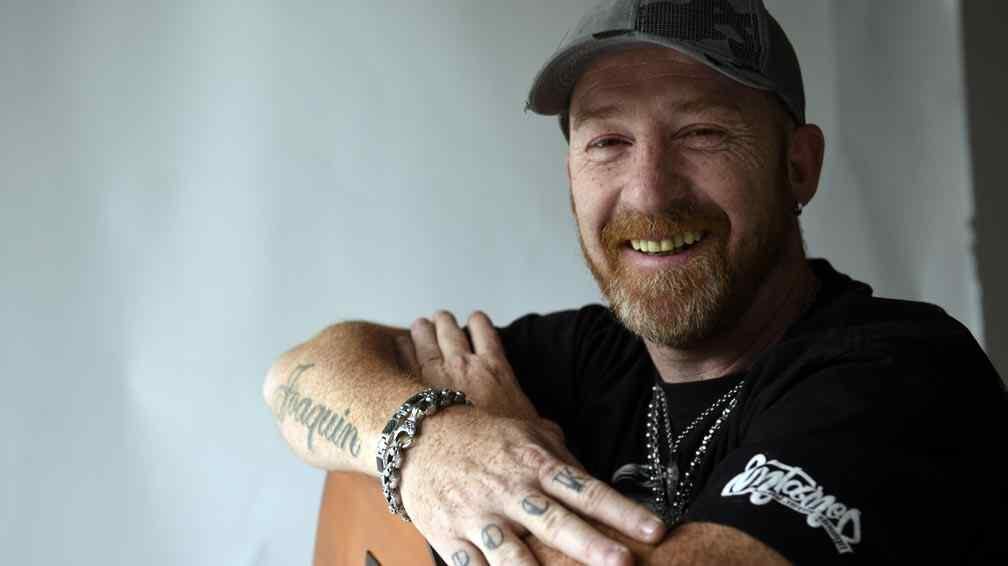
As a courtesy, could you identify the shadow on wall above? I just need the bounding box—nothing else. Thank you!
[963,0,1008,381]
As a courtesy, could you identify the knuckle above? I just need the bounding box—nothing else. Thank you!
[579,481,608,512]
[512,442,552,477]
[468,310,489,325]
[537,458,564,486]
[469,354,495,374]
[582,536,613,564]
[538,505,564,536]
[495,544,531,565]
[411,317,432,332]
[483,355,508,375]
[447,355,469,376]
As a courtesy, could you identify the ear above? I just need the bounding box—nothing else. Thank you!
[787,124,825,206]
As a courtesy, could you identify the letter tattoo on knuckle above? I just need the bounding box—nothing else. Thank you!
[521,494,551,516]
[451,550,471,566]
[553,466,586,492]
[481,524,504,550]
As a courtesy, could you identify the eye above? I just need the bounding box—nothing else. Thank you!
[587,137,629,150]
[679,127,728,149]
[583,136,631,162]
[685,128,722,138]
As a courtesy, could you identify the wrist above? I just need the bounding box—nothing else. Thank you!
[376,388,472,522]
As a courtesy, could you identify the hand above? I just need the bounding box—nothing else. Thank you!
[393,310,666,566]
[397,310,565,449]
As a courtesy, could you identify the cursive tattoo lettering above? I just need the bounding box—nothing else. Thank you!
[481,524,504,550]
[272,364,362,457]
[521,495,550,516]
[553,466,586,492]
[451,550,470,566]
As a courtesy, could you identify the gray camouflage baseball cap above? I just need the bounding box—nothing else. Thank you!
[527,0,806,135]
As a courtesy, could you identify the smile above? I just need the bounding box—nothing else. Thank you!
[628,231,705,256]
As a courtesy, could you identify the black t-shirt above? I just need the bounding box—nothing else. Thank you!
[497,259,1007,564]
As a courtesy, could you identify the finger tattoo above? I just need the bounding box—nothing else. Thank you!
[451,550,470,566]
[521,494,550,516]
[553,466,586,492]
[481,524,504,550]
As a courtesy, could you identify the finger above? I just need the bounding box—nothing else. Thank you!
[429,539,488,566]
[469,519,540,566]
[410,317,443,365]
[394,335,422,375]
[467,311,507,360]
[539,461,666,545]
[508,491,632,566]
[433,310,472,359]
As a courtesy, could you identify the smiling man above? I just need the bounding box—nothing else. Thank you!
[263,1,1005,565]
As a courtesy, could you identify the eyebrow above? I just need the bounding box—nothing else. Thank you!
[570,98,744,132]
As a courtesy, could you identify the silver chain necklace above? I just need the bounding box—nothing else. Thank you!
[645,378,747,524]
[643,274,821,524]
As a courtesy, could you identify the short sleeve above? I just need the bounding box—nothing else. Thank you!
[682,344,1007,564]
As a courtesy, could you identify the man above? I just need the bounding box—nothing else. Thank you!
[263,1,1006,564]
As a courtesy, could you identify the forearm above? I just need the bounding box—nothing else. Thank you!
[262,321,426,474]
[528,521,790,565]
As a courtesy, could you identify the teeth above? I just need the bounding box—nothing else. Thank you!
[631,232,704,254]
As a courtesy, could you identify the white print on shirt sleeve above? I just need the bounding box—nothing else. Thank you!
[721,453,862,554]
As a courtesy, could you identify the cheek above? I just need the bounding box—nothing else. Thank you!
[570,176,619,243]
[690,136,779,204]
[691,165,762,253]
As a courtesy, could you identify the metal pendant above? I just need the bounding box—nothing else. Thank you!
[664,461,680,500]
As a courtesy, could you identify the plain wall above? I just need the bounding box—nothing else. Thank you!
[0,1,988,564]
[962,0,1008,379]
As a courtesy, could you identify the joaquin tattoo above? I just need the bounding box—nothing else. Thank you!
[272,363,362,457]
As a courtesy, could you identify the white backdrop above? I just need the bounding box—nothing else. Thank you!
[0,1,981,564]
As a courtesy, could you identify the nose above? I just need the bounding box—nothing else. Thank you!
[623,139,690,212]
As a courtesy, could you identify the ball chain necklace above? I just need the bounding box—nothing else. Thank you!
[645,275,821,524]
[644,378,746,524]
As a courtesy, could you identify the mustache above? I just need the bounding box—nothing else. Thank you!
[600,204,727,248]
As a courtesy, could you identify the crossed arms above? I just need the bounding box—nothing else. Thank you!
[263,311,790,565]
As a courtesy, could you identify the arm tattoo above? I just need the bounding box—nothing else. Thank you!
[521,494,550,516]
[272,363,362,457]
[481,524,504,550]
[451,550,470,566]
[553,466,586,492]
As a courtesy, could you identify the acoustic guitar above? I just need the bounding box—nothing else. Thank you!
[312,471,444,566]
[312,472,648,565]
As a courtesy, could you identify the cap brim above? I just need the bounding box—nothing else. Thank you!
[527,32,776,116]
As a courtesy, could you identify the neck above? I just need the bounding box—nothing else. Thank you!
[645,244,818,384]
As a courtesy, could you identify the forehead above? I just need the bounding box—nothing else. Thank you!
[569,46,762,120]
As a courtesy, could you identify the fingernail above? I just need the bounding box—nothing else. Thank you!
[605,545,631,566]
[640,517,665,539]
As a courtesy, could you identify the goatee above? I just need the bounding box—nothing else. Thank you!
[577,202,784,348]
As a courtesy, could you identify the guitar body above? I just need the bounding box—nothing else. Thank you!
[313,471,441,566]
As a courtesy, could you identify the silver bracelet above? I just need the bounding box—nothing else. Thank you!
[375,388,470,522]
